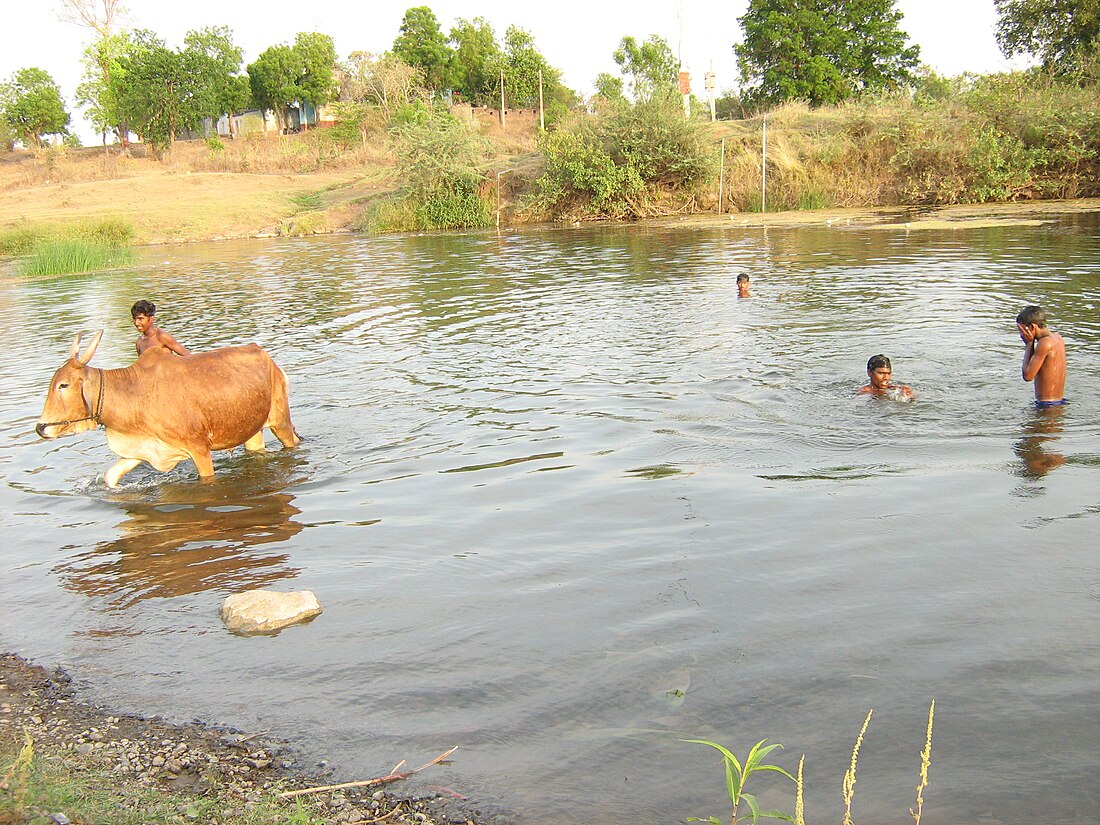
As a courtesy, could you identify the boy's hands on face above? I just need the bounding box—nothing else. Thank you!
[1017,322,1036,345]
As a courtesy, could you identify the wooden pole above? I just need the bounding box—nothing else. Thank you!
[500,69,506,128]
[538,69,545,131]
[718,137,726,214]
[761,116,767,214]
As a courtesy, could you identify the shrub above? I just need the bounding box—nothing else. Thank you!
[387,111,493,230]
[534,97,715,219]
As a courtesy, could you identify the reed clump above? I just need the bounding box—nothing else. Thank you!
[0,217,136,276]
[19,238,135,277]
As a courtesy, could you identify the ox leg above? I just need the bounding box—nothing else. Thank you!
[244,431,266,451]
[190,448,216,480]
[269,370,302,448]
[104,458,142,488]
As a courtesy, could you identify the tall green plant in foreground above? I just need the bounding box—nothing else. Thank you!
[682,738,796,825]
[686,701,936,825]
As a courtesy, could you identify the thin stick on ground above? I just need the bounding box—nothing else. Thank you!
[279,746,459,799]
[363,801,404,823]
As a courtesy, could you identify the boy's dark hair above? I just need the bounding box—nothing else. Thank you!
[1016,305,1046,328]
[736,273,750,284]
[131,300,156,318]
[867,354,891,371]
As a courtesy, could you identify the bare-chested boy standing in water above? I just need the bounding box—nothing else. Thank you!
[131,300,190,356]
[1016,305,1066,406]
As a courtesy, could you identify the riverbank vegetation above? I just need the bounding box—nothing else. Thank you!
[3,0,1100,256]
[0,217,134,276]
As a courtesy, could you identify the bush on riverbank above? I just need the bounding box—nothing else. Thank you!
[360,109,494,232]
[533,97,715,220]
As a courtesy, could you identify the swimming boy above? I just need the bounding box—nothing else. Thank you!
[131,300,190,356]
[860,354,913,399]
[736,273,751,298]
[1016,305,1066,406]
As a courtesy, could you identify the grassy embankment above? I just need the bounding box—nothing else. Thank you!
[2,69,1099,276]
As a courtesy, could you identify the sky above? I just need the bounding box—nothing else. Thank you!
[3,0,1032,143]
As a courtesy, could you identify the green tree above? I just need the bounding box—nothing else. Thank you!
[0,68,70,147]
[248,33,337,131]
[593,72,626,102]
[612,35,679,103]
[60,0,130,146]
[448,16,502,104]
[994,0,1100,75]
[77,31,140,145]
[115,29,246,150]
[248,44,302,131]
[392,6,453,91]
[294,31,338,108]
[183,26,251,125]
[735,0,920,108]
[501,26,556,108]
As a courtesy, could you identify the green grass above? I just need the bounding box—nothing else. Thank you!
[0,218,137,276]
[0,737,329,825]
[19,238,135,277]
[0,217,135,257]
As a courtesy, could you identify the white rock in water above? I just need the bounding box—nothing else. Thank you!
[220,590,323,635]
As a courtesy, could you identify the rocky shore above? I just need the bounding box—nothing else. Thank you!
[0,653,485,825]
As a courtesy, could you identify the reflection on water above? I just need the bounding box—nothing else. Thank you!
[56,453,309,608]
[57,492,302,608]
[1014,405,1067,480]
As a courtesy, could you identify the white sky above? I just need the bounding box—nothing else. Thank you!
[4,0,1031,142]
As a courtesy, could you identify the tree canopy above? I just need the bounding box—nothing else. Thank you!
[0,68,71,147]
[448,17,502,105]
[735,0,920,108]
[392,6,453,91]
[248,32,338,131]
[612,35,679,103]
[338,52,424,118]
[109,27,250,149]
[994,0,1100,75]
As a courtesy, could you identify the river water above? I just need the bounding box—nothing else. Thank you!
[2,216,1098,824]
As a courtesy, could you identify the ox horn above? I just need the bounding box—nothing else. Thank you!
[76,330,103,365]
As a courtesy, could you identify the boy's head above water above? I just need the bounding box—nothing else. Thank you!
[1016,305,1046,329]
[736,273,750,297]
[131,300,156,320]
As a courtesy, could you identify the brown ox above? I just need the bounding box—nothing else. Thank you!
[36,331,301,487]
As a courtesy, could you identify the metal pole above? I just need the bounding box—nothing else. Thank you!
[538,69,545,131]
[718,137,726,214]
[761,116,767,214]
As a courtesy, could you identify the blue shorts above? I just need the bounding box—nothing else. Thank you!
[1035,399,1067,408]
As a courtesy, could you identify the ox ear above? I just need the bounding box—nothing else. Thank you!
[76,330,103,365]
[68,334,81,360]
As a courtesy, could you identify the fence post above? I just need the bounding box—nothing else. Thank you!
[761,116,767,214]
